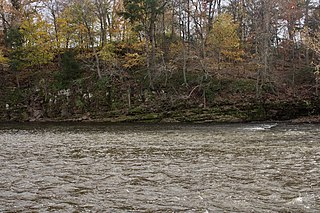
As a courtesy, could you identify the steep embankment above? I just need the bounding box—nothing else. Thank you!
[1,74,320,123]
[1,49,319,124]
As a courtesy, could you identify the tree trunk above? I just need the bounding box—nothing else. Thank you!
[183,41,187,85]
[0,3,8,45]
[217,0,222,15]
[207,0,216,32]
[305,0,310,65]
[171,0,175,39]
[99,16,106,46]
[93,46,102,79]
[187,0,190,42]
[149,12,156,89]
[145,27,152,88]
[127,88,131,108]
[256,0,272,99]
[85,22,102,79]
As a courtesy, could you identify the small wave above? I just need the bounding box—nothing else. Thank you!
[286,194,316,211]
[242,124,278,131]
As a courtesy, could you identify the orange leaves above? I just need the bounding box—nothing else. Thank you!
[123,53,145,69]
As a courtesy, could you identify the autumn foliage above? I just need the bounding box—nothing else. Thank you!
[0,0,319,112]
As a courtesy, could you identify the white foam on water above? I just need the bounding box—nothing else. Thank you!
[242,123,278,131]
[286,194,316,211]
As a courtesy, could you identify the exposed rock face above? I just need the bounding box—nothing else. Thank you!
[28,92,44,121]
[61,105,69,118]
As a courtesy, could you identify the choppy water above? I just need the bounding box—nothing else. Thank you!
[0,122,319,212]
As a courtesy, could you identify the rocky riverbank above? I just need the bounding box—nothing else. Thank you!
[2,93,320,124]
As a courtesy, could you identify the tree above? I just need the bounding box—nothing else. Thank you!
[0,0,11,39]
[69,0,102,78]
[278,0,304,40]
[122,0,167,88]
[242,0,277,98]
[93,0,111,46]
[303,15,320,62]
[207,14,243,67]
[56,50,82,88]
[20,12,54,67]
[43,0,62,50]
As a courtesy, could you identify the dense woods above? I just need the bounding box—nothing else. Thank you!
[0,0,320,122]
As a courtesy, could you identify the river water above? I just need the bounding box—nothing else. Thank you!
[0,122,319,212]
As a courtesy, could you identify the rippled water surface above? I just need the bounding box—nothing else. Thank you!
[0,122,319,212]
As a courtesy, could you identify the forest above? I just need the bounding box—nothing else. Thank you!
[0,0,320,122]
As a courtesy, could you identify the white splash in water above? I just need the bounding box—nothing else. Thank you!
[243,123,278,131]
[287,194,316,210]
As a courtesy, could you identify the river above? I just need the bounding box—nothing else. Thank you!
[0,122,319,212]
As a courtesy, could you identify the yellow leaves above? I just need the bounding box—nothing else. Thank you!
[0,50,9,64]
[207,13,243,62]
[120,39,152,69]
[168,41,184,58]
[123,53,145,69]
[302,28,320,70]
[21,14,51,45]
[209,14,239,47]
[78,24,88,34]
[24,46,54,66]
[19,13,54,67]
[131,41,145,52]
[221,49,244,62]
[99,43,116,61]
[306,32,320,55]
[57,3,95,48]
[56,16,76,48]
[303,30,320,75]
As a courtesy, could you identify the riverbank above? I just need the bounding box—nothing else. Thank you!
[2,97,320,124]
[1,52,319,124]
